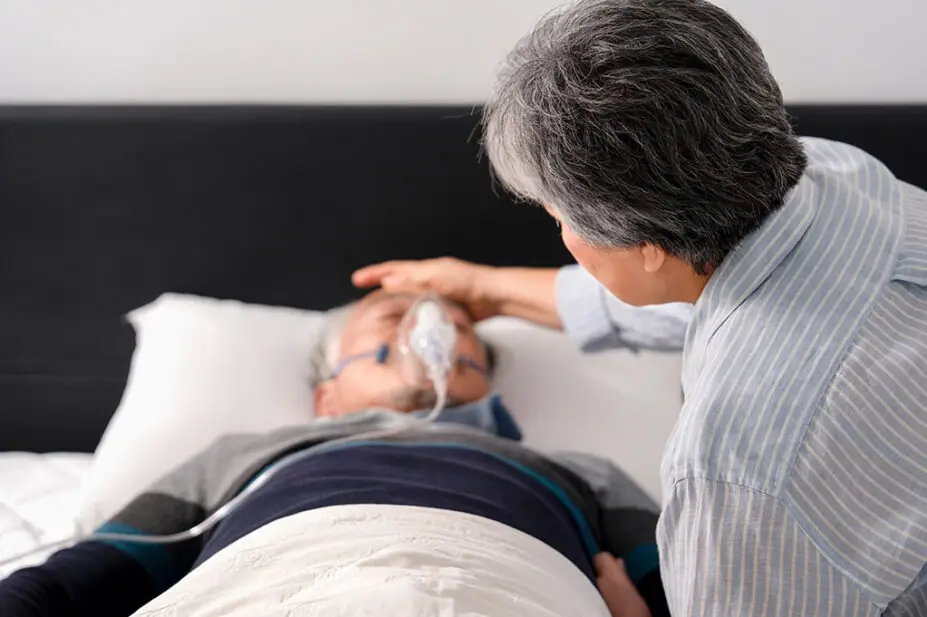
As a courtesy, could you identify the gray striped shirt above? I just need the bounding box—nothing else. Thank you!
[556,137,927,616]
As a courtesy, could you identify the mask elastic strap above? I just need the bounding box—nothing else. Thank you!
[458,355,488,375]
[328,343,390,379]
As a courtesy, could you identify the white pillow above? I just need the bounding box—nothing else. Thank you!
[477,318,682,503]
[78,294,325,530]
[79,295,682,530]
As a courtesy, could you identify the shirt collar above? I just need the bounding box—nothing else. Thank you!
[315,393,523,441]
[687,178,817,358]
[411,393,523,441]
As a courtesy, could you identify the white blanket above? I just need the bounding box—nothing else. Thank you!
[133,504,610,617]
[0,452,92,579]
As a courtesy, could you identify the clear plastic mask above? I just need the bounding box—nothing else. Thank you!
[396,294,458,388]
[327,294,485,395]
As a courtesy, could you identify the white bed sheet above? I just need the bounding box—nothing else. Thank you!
[0,452,92,579]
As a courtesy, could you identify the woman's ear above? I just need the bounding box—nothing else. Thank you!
[640,243,667,274]
[313,382,339,418]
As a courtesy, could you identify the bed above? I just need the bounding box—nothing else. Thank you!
[1,104,926,575]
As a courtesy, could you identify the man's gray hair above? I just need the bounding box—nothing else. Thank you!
[483,0,807,274]
[308,303,357,389]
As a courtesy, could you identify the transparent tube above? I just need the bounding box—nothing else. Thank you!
[0,298,457,569]
[0,388,451,568]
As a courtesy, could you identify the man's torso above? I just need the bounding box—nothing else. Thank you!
[196,443,597,580]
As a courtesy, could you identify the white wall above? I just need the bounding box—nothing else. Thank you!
[0,0,924,104]
[717,0,927,103]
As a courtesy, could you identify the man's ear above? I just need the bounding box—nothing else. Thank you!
[639,243,667,274]
[313,382,339,418]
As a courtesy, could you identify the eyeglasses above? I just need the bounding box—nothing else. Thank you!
[328,342,486,380]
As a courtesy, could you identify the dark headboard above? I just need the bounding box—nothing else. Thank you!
[2,105,926,453]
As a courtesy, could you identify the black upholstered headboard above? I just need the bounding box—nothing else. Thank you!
[2,104,926,453]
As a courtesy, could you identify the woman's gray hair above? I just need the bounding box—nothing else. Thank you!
[483,0,807,274]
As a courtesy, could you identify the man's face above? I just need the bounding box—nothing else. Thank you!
[314,291,491,417]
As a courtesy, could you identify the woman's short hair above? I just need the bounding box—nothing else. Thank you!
[483,0,807,274]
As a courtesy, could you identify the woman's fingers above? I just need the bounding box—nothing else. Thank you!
[594,553,651,617]
[353,258,476,303]
[595,553,628,580]
[352,261,413,287]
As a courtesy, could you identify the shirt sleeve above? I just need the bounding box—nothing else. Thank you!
[0,444,225,616]
[555,265,692,353]
[658,478,878,617]
[0,541,156,617]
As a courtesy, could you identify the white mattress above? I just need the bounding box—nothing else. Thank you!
[0,452,93,579]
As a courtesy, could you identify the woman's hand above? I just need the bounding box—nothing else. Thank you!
[595,553,652,617]
[352,258,502,320]
[353,258,563,328]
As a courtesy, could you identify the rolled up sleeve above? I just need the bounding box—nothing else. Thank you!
[556,265,692,353]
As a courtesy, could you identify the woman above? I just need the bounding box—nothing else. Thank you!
[355,1,927,615]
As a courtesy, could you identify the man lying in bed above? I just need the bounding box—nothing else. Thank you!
[0,290,668,617]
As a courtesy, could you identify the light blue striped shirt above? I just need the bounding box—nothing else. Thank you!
[556,137,927,616]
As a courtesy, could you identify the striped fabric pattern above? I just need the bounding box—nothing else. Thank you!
[556,137,927,616]
[556,266,694,353]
